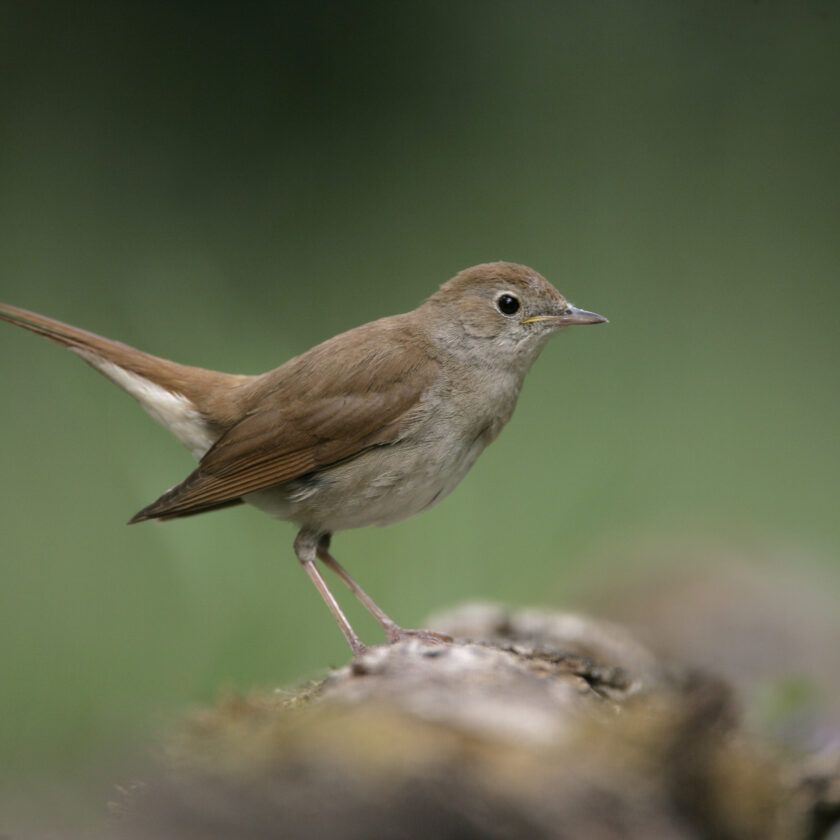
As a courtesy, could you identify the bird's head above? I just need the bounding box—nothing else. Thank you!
[423,261,607,369]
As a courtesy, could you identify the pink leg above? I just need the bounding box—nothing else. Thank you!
[317,534,452,647]
[294,530,366,657]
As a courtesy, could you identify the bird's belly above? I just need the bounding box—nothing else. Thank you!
[245,433,487,533]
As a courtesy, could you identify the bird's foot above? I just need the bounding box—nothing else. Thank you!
[384,626,453,646]
[349,640,369,659]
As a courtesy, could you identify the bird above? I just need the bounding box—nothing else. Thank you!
[0,262,606,654]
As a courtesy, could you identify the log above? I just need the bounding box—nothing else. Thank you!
[117,603,839,839]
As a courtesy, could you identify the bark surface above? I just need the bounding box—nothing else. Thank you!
[119,603,839,840]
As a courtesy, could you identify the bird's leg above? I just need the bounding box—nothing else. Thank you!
[294,529,366,657]
[316,534,452,647]
[316,534,402,642]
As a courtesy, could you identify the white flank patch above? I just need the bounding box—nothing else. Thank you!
[71,349,216,458]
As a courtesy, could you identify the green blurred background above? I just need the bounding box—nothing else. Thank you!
[1,0,838,824]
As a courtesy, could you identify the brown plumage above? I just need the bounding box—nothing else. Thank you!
[0,303,252,432]
[131,316,438,522]
[0,303,438,523]
[0,262,606,654]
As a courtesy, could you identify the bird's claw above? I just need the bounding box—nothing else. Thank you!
[385,627,453,646]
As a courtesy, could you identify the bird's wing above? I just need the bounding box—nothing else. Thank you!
[130,320,437,522]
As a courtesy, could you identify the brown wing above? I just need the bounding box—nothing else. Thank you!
[130,316,436,522]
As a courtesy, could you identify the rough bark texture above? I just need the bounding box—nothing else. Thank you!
[118,604,839,840]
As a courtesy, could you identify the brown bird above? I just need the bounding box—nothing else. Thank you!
[0,262,606,654]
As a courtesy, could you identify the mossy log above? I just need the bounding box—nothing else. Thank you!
[118,604,839,840]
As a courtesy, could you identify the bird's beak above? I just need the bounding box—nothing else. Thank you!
[522,305,608,327]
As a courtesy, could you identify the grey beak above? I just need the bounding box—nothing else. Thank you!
[522,305,608,328]
[561,305,608,326]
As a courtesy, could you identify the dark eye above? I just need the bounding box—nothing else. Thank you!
[496,293,520,316]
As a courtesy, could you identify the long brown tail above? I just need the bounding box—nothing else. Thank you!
[0,302,254,432]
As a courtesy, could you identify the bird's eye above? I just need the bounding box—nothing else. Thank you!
[496,293,520,316]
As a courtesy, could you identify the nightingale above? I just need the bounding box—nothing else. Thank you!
[0,262,606,654]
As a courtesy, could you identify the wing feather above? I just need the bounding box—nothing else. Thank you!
[130,317,436,522]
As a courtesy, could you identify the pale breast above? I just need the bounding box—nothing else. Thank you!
[246,426,484,532]
[246,365,523,533]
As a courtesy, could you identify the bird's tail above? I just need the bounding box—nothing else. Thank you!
[0,302,254,455]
